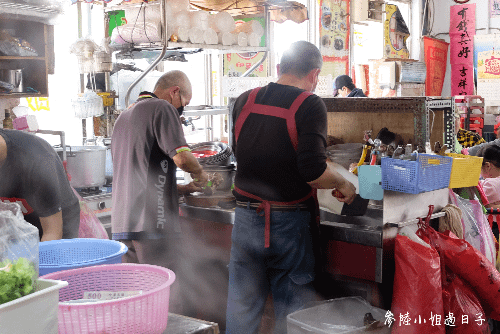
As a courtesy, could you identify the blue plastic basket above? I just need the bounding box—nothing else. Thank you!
[39,238,128,276]
[381,154,453,194]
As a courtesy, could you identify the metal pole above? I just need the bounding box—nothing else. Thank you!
[124,0,168,107]
[77,1,86,140]
[241,5,270,78]
[205,53,213,141]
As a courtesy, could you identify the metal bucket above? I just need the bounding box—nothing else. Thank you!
[56,146,107,188]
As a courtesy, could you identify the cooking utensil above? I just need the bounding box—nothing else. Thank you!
[55,145,107,188]
[0,69,23,93]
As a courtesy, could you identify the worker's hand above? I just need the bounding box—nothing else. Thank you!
[191,170,209,188]
[332,180,356,205]
[177,182,203,195]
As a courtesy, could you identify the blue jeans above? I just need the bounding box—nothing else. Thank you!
[226,206,317,334]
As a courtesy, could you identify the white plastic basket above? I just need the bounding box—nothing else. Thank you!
[0,279,68,334]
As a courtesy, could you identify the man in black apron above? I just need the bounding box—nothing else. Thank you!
[227,41,356,333]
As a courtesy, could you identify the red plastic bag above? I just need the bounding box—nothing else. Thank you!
[419,228,500,321]
[391,234,445,334]
[72,188,109,240]
[442,272,490,334]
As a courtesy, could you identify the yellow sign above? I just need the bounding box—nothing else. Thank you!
[384,4,409,59]
[26,97,50,112]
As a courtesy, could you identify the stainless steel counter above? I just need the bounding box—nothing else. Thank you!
[180,204,235,225]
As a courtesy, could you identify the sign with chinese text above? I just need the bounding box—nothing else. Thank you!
[491,0,500,18]
[475,34,500,106]
[383,4,410,59]
[319,0,350,77]
[450,4,476,96]
[423,36,449,96]
[223,52,268,77]
[475,34,500,79]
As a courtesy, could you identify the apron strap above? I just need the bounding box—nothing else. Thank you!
[234,186,314,248]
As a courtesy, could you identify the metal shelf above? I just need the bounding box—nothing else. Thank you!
[0,1,62,21]
[183,106,229,117]
[110,42,268,54]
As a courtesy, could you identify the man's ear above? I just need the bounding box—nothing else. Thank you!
[276,64,280,76]
[307,68,321,84]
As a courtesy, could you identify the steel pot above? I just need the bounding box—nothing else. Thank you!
[184,164,235,191]
[55,145,107,188]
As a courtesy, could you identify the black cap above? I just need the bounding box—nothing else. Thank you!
[333,75,355,96]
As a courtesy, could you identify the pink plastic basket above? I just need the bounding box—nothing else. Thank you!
[40,263,175,334]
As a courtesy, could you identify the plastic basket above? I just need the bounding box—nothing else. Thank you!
[39,238,128,276]
[446,153,483,188]
[0,279,68,334]
[287,296,390,334]
[381,154,453,194]
[40,264,175,334]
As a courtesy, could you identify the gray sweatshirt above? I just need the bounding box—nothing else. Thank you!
[468,139,500,156]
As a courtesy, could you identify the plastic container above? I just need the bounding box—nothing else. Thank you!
[381,153,453,194]
[287,296,390,334]
[446,153,483,188]
[39,238,128,276]
[0,279,68,334]
[41,264,175,334]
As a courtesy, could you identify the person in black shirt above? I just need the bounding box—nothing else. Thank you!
[0,129,80,241]
[333,74,366,97]
[226,41,356,334]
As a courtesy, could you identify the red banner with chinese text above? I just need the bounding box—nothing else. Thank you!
[424,37,449,97]
[450,4,475,96]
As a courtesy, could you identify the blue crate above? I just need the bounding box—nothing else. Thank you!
[381,154,453,194]
[39,238,128,276]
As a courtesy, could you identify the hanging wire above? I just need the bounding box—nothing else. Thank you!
[141,3,153,46]
[130,2,146,45]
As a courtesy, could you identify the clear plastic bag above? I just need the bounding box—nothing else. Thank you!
[449,190,497,264]
[0,202,39,303]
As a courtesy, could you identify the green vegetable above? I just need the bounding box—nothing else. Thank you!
[0,258,36,304]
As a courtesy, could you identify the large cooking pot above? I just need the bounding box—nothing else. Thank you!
[184,164,235,191]
[55,145,107,188]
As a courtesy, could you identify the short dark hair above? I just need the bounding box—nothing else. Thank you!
[279,41,322,78]
[334,75,356,92]
[481,145,500,169]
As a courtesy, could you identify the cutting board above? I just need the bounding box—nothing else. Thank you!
[317,163,369,216]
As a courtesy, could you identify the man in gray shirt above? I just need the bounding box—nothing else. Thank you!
[111,70,208,312]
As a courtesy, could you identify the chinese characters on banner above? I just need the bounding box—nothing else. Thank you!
[450,4,475,96]
[384,310,487,329]
[491,0,500,18]
[423,36,449,96]
[319,0,350,78]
